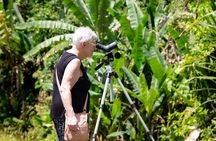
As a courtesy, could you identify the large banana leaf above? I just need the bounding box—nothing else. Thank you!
[74,0,93,25]
[15,21,76,31]
[126,0,143,29]
[145,31,166,83]
[108,9,134,44]
[42,41,70,61]
[87,0,99,23]
[122,67,139,93]
[132,24,145,70]
[145,46,166,82]
[63,0,93,27]
[95,0,113,39]
[64,0,114,41]
[138,74,160,116]
[23,34,73,60]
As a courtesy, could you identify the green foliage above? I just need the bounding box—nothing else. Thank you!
[161,106,204,140]
[132,25,145,70]
[63,0,115,42]
[15,21,76,31]
[63,0,93,27]
[139,74,160,116]
[23,34,73,60]
[1,0,216,140]
[0,93,55,141]
[14,20,76,60]
[26,93,55,140]
[0,4,39,127]
[126,0,143,29]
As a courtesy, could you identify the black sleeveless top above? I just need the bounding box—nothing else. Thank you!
[51,52,91,119]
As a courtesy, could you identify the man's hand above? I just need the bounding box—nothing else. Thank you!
[65,115,80,132]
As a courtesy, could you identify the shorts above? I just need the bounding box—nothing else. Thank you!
[53,118,65,141]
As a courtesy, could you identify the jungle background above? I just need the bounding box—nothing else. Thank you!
[0,0,216,140]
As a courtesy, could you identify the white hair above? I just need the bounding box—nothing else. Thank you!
[73,27,97,47]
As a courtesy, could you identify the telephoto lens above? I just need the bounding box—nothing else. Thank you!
[96,42,117,52]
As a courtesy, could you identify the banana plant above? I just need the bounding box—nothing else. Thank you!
[109,0,167,75]
[63,0,115,41]
[109,0,167,89]
[101,0,169,139]
[15,21,76,60]
[122,67,162,118]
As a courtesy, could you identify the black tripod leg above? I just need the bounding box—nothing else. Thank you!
[92,73,111,141]
[114,74,155,141]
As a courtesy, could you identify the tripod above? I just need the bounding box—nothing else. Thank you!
[92,52,155,141]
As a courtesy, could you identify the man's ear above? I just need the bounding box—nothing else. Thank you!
[81,41,87,47]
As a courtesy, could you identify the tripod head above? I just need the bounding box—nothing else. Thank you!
[95,51,121,70]
[95,41,121,70]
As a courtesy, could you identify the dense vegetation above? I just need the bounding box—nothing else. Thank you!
[0,0,215,140]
